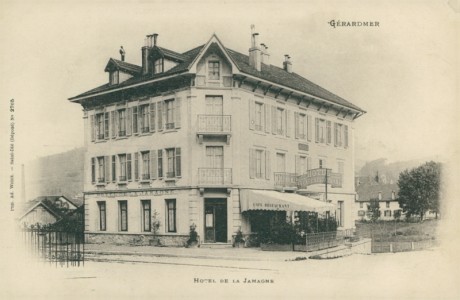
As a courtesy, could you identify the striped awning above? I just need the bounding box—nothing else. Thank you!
[240,189,335,213]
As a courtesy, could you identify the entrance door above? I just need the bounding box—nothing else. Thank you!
[204,199,227,243]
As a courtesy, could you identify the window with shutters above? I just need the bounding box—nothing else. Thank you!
[386,201,390,208]
[165,99,175,129]
[118,109,126,137]
[255,102,263,131]
[97,156,105,183]
[104,112,110,139]
[139,104,150,133]
[134,153,139,181]
[98,201,106,231]
[166,199,176,232]
[298,113,306,139]
[95,113,105,140]
[315,118,327,144]
[118,154,127,181]
[141,151,150,180]
[141,200,151,232]
[119,200,128,231]
[249,148,270,180]
[276,108,285,135]
[334,122,348,148]
[208,61,220,80]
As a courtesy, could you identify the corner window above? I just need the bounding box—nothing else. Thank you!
[208,61,220,80]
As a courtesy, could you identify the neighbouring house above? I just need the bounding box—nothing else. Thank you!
[355,182,402,221]
[18,195,82,227]
[68,28,365,246]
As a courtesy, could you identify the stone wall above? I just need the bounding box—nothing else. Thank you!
[86,233,190,247]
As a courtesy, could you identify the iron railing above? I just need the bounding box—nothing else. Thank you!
[197,115,231,133]
[198,168,232,185]
[274,172,298,188]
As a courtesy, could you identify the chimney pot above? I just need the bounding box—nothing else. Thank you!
[153,33,158,46]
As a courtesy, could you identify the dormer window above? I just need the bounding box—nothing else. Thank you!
[208,61,220,80]
[110,71,119,85]
[154,59,163,74]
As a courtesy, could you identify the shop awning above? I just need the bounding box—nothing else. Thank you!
[240,190,335,213]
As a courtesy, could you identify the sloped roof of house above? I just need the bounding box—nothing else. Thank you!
[17,195,82,222]
[69,36,364,113]
[104,58,142,74]
[356,183,399,202]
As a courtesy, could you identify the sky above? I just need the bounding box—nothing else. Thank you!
[0,0,458,169]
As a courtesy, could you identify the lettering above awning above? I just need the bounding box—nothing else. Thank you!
[240,190,335,213]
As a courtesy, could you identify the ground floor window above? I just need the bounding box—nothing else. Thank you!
[119,200,128,231]
[98,201,106,231]
[141,200,151,232]
[166,199,176,232]
[337,201,344,227]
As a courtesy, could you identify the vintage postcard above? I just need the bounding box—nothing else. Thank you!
[1,0,459,299]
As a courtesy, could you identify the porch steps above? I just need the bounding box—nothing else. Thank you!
[200,243,233,249]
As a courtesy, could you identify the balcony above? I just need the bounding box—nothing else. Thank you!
[274,172,298,190]
[197,115,231,144]
[275,169,343,190]
[198,168,232,186]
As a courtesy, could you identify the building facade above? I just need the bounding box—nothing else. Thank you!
[69,30,365,246]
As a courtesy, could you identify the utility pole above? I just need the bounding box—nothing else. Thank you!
[325,168,328,202]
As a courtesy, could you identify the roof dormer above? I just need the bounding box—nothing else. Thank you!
[104,58,141,85]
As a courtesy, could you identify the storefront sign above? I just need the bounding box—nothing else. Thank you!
[251,202,290,209]
[297,168,342,188]
[93,189,175,198]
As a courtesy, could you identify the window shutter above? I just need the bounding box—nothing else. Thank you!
[249,148,255,179]
[265,150,271,180]
[162,102,167,130]
[271,105,277,134]
[157,149,163,178]
[344,125,349,148]
[112,155,117,182]
[295,155,300,175]
[158,101,163,131]
[134,153,139,181]
[91,157,95,183]
[132,107,138,134]
[307,115,312,141]
[150,150,157,179]
[175,148,181,177]
[249,99,255,130]
[90,115,95,142]
[175,98,181,129]
[127,154,132,181]
[149,103,156,132]
[315,118,319,143]
[126,108,132,136]
[104,112,110,139]
[334,123,338,146]
[115,110,119,137]
[105,156,110,183]
[327,121,332,144]
[109,111,115,138]
[264,104,270,133]
[307,156,312,171]
[286,109,291,137]
[294,112,299,139]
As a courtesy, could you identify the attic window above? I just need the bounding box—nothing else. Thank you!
[110,71,119,85]
[208,61,220,80]
[154,59,163,74]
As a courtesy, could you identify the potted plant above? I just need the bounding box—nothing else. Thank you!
[233,228,245,248]
[186,223,199,248]
[149,210,161,246]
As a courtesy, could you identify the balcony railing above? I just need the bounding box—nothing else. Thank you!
[274,172,298,188]
[275,169,343,189]
[197,115,231,134]
[198,168,232,186]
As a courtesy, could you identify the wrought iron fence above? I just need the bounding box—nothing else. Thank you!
[197,115,232,133]
[198,168,232,185]
[299,231,339,252]
[22,226,85,267]
[274,172,298,188]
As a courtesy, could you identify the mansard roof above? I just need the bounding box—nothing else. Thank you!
[69,35,365,114]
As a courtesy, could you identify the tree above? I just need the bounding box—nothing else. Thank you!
[367,198,380,222]
[397,161,441,221]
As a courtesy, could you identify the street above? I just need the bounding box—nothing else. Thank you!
[2,246,459,300]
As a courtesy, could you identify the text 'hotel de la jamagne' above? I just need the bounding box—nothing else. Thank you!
[68,27,365,247]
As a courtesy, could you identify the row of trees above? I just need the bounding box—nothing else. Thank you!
[366,161,441,222]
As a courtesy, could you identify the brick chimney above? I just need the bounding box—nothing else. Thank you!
[260,43,270,65]
[249,25,262,71]
[283,54,292,73]
[142,34,156,75]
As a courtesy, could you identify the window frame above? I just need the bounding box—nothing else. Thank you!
[208,61,220,80]
[119,200,128,232]
[141,200,151,232]
[165,199,176,233]
[98,201,106,231]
